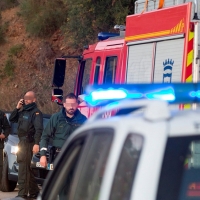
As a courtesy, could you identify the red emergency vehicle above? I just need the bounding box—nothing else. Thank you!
[52,0,200,117]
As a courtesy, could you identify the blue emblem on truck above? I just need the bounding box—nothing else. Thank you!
[163,59,174,83]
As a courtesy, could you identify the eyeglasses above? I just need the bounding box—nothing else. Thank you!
[64,103,78,107]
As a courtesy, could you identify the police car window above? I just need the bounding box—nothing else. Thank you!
[109,134,143,200]
[81,58,92,94]
[156,136,200,200]
[73,130,113,200]
[104,56,117,83]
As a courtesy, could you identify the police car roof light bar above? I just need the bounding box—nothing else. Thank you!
[85,83,200,106]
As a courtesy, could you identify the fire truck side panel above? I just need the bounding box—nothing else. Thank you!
[126,3,190,42]
[135,0,194,14]
[126,43,154,83]
[154,38,184,83]
[135,0,200,47]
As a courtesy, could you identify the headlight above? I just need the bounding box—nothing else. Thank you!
[11,146,19,155]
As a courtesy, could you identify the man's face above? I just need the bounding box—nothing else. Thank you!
[63,98,78,115]
[24,93,36,105]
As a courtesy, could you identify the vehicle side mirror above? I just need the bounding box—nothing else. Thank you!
[51,89,63,105]
[52,58,66,87]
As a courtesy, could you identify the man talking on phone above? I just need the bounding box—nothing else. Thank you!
[9,91,43,199]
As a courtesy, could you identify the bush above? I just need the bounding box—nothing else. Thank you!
[0,22,10,45]
[8,44,24,57]
[0,0,19,11]
[0,12,5,44]
[19,0,67,37]
[4,58,15,76]
[0,26,5,44]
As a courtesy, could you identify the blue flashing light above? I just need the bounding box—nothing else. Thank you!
[190,90,200,98]
[85,83,200,106]
[92,89,127,100]
[145,88,175,101]
[98,32,120,41]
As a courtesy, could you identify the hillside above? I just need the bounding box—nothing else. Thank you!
[0,7,79,114]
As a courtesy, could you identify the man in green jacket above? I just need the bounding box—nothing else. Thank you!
[40,93,87,168]
[9,91,43,199]
[0,110,11,190]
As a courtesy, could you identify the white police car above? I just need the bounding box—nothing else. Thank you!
[38,83,200,200]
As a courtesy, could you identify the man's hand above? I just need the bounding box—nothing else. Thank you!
[16,99,24,109]
[0,133,5,139]
[32,144,39,154]
[40,156,47,168]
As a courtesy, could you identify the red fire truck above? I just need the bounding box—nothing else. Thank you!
[52,0,200,117]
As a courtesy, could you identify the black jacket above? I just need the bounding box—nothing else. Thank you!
[0,110,11,148]
[9,103,43,145]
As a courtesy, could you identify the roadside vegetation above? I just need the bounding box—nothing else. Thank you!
[18,0,135,48]
[0,13,8,44]
[4,58,15,77]
[1,0,136,48]
[0,0,19,11]
[19,0,68,38]
[8,44,24,57]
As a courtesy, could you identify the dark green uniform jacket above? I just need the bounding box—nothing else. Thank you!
[9,103,43,145]
[0,110,11,148]
[40,108,87,156]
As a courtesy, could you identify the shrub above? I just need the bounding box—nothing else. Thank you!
[4,58,15,76]
[0,0,19,11]
[19,0,68,37]
[0,26,5,44]
[0,24,10,44]
[8,44,24,57]
[0,12,5,44]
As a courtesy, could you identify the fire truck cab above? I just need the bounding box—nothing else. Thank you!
[52,0,200,117]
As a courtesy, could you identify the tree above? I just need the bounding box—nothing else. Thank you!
[63,0,136,49]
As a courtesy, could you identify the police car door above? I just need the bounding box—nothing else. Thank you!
[40,128,114,200]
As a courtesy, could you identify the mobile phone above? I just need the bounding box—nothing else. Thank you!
[21,99,25,105]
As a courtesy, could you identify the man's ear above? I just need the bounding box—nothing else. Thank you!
[33,98,36,102]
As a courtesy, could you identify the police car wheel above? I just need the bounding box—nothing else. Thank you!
[1,156,17,192]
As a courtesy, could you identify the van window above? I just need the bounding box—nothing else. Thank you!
[81,58,92,94]
[94,57,101,84]
[104,56,117,83]
[109,134,143,200]
[156,136,200,200]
